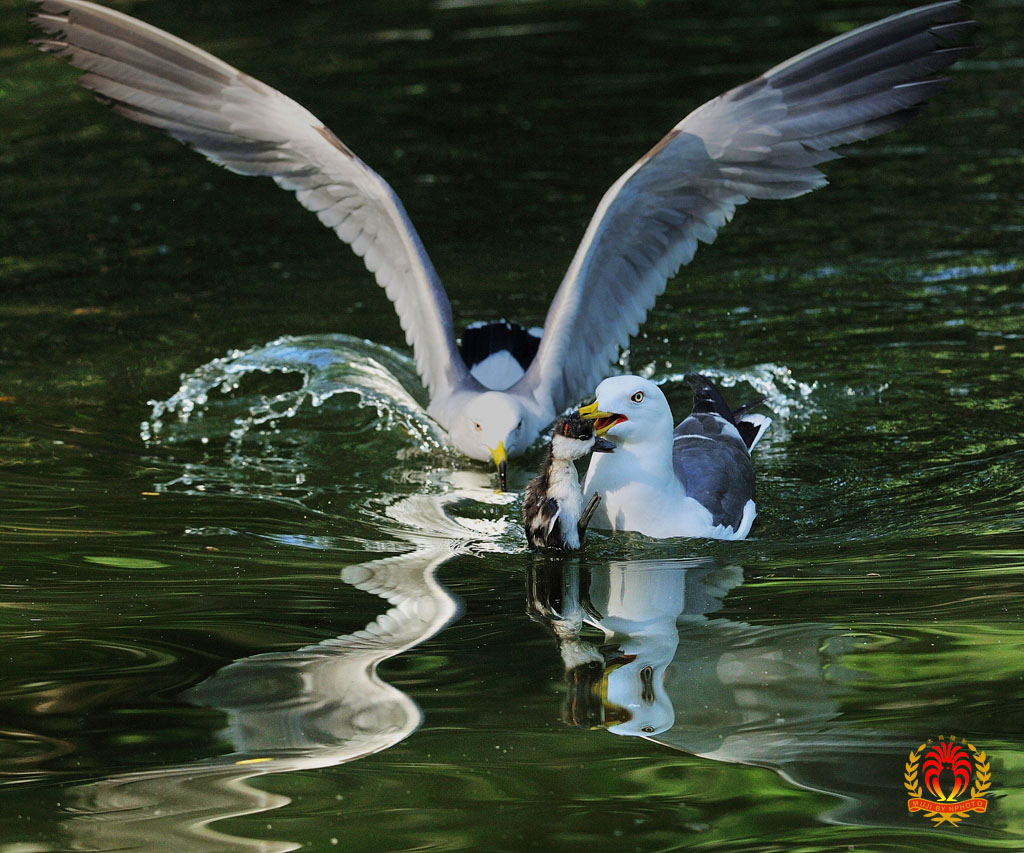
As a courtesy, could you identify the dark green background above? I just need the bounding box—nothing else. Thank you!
[2,1,1023,850]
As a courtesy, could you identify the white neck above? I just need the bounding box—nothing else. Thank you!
[602,432,677,487]
[548,457,582,496]
[543,456,582,548]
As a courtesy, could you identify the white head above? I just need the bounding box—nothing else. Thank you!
[550,431,594,462]
[604,650,677,737]
[580,375,674,447]
[449,391,532,487]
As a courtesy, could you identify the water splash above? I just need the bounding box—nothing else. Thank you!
[614,345,817,422]
[616,362,817,422]
[141,334,447,450]
[660,363,819,421]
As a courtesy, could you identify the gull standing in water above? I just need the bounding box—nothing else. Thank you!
[581,374,770,539]
[32,1,976,486]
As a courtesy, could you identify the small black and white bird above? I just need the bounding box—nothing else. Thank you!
[581,374,770,539]
[524,413,614,552]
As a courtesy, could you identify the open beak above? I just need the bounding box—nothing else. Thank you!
[489,442,508,491]
[599,653,637,726]
[579,400,627,437]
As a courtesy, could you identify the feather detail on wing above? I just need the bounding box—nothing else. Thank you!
[514,1,977,412]
[32,0,476,401]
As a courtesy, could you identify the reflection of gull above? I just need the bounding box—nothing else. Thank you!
[35,0,975,472]
[61,484,506,853]
[530,558,907,824]
[587,560,743,736]
[528,558,743,736]
[650,618,913,826]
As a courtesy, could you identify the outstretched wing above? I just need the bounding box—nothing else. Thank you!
[32,0,478,401]
[514,1,976,412]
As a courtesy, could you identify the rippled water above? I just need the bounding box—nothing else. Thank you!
[2,0,1024,850]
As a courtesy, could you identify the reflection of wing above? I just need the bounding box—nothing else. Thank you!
[515,2,975,412]
[63,547,461,853]
[33,0,475,400]
[340,551,460,646]
[187,549,459,756]
[655,622,851,760]
[60,485,497,853]
[66,766,295,853]
[651,620,912,824]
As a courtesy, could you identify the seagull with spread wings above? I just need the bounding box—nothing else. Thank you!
[32,1,977,488]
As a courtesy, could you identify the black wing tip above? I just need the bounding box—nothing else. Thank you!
[929,12,982,56]
[685,374,770,425]
[684,373,735,420]
[732,395,768,421]
[767,1,980,90]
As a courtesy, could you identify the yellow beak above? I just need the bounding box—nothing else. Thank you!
[489,442,508,491]
[598,654,637,727]
[578,400,608,420]
[578,400,620,437]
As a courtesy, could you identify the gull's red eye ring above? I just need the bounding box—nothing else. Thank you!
[631,391,644,404]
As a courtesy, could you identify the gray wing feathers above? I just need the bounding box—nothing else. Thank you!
[674,439,754,531]
[518,156,734,411]
[673,417,755,530]
[517,1,975,412]
[33,0,471,400]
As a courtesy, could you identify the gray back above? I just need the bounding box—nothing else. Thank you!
[673,414,755,529]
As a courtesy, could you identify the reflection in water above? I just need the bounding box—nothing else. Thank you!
[185,549,456,762]
[528,559,909,825]
[528,558,743,737]
[62,479,510,852]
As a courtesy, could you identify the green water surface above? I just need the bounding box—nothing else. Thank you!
[2,0,1023,850]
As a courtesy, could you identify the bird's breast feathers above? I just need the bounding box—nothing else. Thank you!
[546,462,584,525]
[585,454,715,538]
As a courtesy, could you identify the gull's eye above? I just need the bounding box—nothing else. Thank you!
[516,420,523,432]
[631,390,645,404]
[473,421,482,432]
